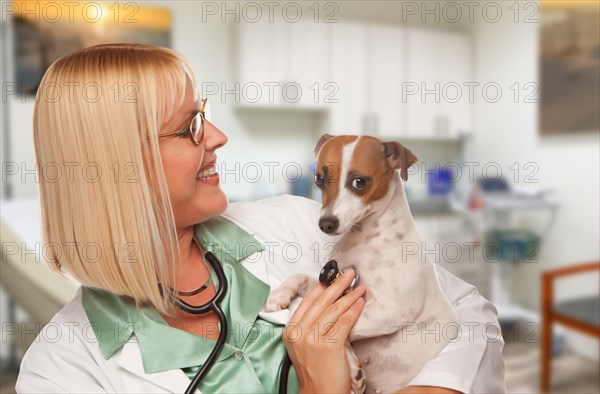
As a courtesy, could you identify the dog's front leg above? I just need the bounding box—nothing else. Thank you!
[263,274,318,312]
[346,342,366,394]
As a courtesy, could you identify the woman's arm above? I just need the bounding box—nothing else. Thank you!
[16,290,114,393]
[227,195,507,393]
[405,265,507,394]
[283,270,366,393]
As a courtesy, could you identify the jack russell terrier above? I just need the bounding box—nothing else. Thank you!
[265,134,459,394]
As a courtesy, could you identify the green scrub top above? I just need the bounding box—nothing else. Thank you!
[81,215,299,393]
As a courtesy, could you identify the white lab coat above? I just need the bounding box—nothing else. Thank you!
[16,195,506,393]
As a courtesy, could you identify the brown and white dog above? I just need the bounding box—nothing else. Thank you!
[265,134,459,393]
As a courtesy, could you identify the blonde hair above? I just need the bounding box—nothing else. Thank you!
[34,43,198,316]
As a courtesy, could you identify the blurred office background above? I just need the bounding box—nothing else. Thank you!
[1,0,599,392]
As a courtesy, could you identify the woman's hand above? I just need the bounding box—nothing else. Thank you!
[282,269,366,394]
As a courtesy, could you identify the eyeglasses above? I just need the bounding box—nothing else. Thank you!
[158,98,210,145]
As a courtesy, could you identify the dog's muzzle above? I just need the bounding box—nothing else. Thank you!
[319,216,339,234]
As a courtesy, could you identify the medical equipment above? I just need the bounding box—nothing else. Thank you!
[319,260,360,293]
[169,251,228,394]
[175,253,359,394]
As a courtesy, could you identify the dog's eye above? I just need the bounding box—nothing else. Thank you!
[314,174,325,187]
[352,178,367,190]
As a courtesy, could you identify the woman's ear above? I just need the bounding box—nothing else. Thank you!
[314,133,334,159]
[382,141,418,181]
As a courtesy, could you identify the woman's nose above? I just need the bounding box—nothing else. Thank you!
[203,120,228,151]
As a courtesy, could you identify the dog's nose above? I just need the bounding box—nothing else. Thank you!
[319,216,339,234]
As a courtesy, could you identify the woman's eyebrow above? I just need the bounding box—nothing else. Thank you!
[173,110,198,131]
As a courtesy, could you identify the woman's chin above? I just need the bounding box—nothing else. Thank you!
[199,190,229,218]
[214,192,229,214]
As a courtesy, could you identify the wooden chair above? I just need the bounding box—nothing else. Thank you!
[540,261,600,392]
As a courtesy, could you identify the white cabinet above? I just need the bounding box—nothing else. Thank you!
[406,29,440,138]
[329,23,405,137]
[235,21,473,138]
[406,29,472,137]
[329,22,369,134]
[288,21,331,108]
[236,20,287,106]
[235,20,330,108]
[368,25,405,137]
[328,24,473,139]
[440,33,472,136]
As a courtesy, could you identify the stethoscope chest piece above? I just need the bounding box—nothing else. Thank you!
[319,259,360,293]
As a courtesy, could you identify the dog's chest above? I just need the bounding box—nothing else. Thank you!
[335,232,428,325]
[335,224,419,287]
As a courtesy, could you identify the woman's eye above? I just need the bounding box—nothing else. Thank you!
[352,178,367,190]
[314,174,324,187]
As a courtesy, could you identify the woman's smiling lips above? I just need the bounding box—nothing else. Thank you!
[197,160,220,185]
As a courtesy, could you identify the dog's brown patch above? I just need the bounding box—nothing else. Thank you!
[314,134,418,211]
[347,136,410,205]
[314,135,358,209]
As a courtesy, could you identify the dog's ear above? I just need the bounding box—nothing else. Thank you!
[314,133,334,159]
[383,141,418,181]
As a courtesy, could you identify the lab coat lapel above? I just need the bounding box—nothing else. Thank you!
[117,339,199,393]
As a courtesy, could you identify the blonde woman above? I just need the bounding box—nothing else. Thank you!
[16,44,506,394]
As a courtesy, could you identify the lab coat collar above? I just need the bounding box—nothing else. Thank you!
[138,256,270,373]
[195,215,265,262]
[82,215,270,376]
[117,337,200,393]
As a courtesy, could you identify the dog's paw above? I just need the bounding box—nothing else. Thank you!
[263,287,296,312]
[347,344,366,394]
[350,367,366,394]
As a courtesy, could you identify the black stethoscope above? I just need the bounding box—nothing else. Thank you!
[172,251,359,394]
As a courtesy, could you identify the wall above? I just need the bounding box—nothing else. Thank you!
[3,1,323,202]
[472,1,599,361]
[2,0,475,202]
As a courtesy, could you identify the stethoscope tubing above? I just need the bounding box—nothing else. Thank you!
[279,353,292,394]
[169,251,228,394]
[172,253,356,394]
